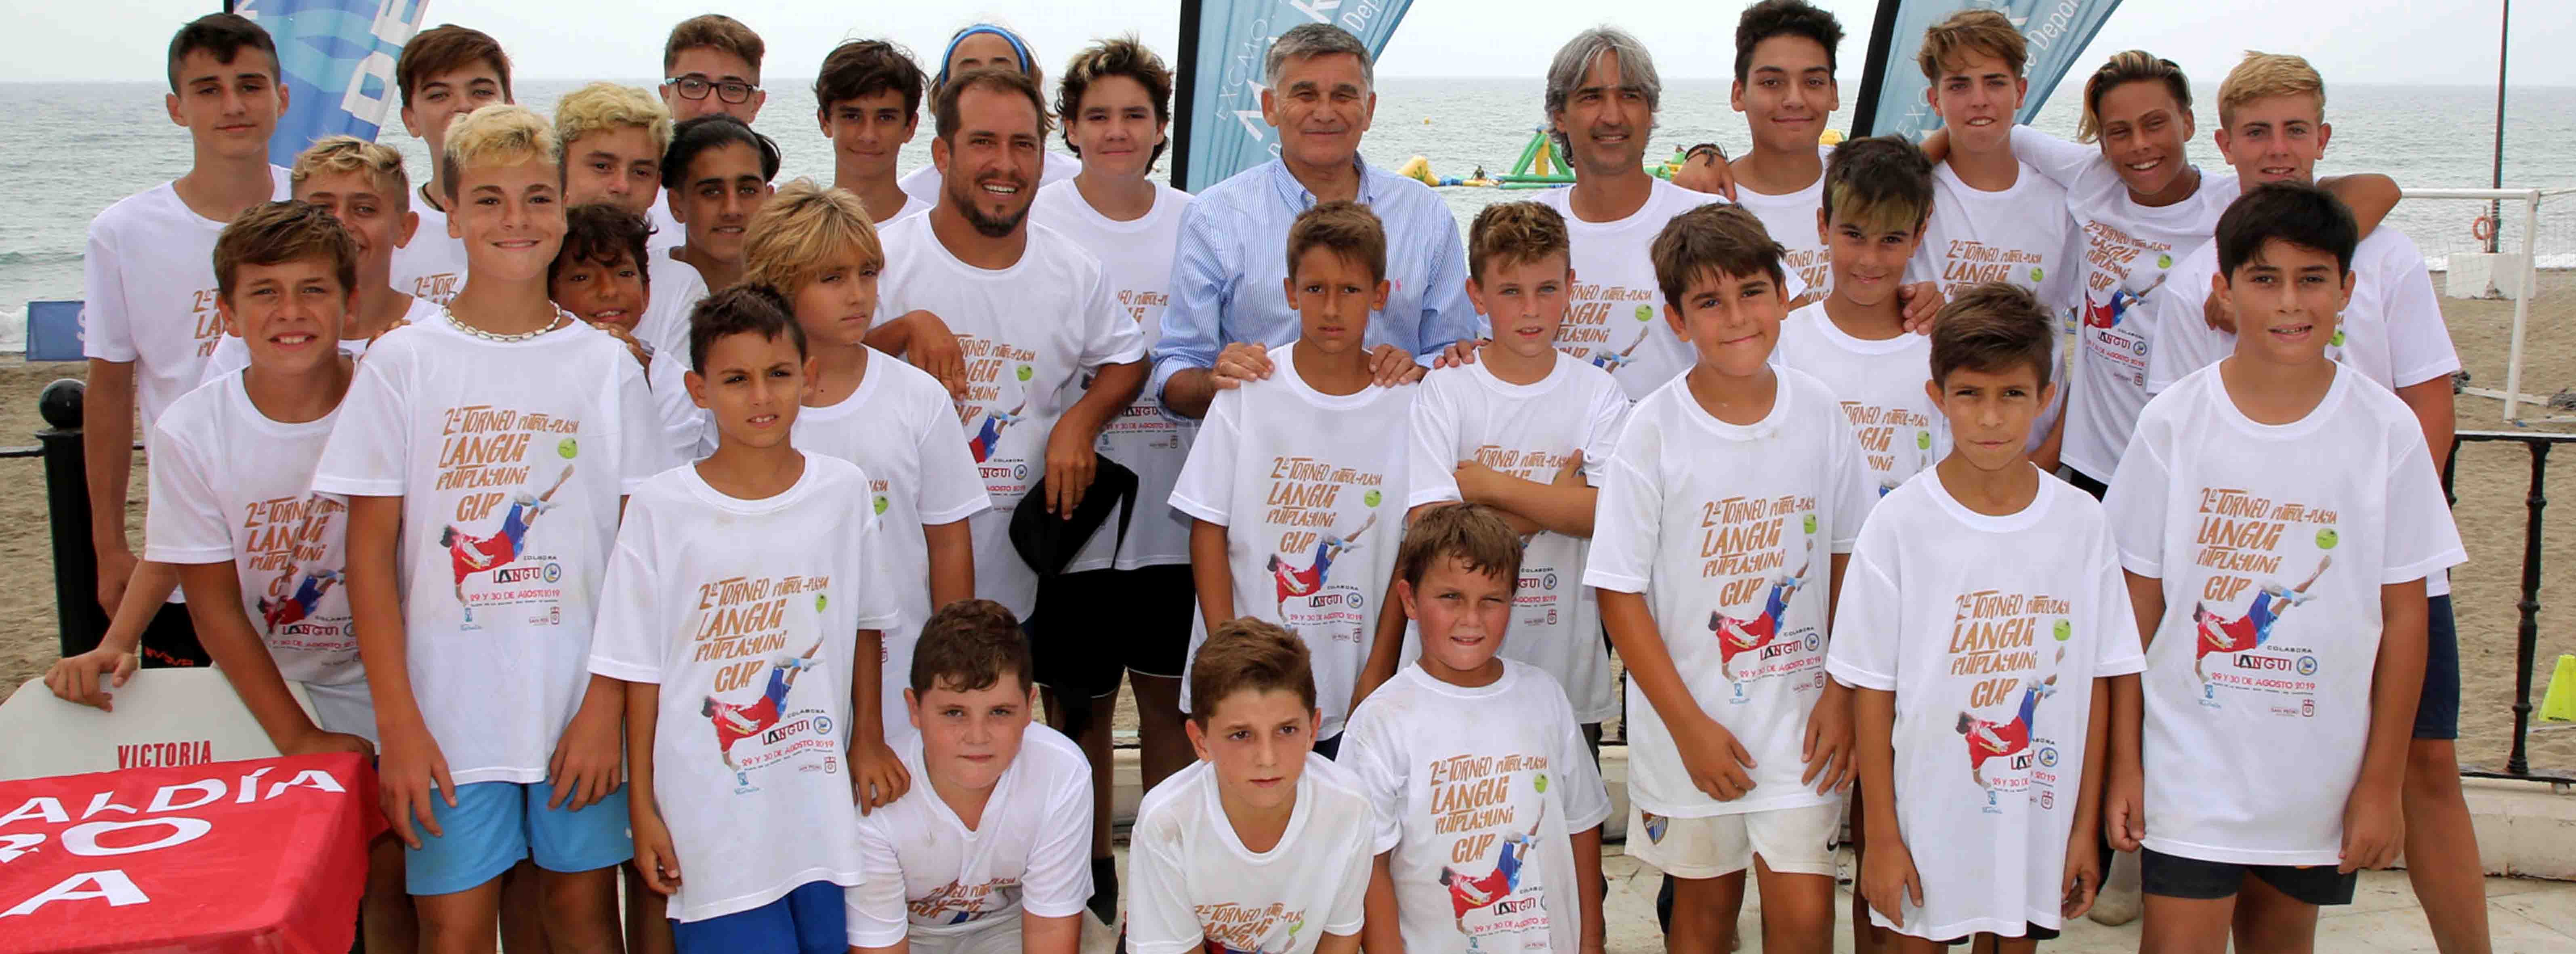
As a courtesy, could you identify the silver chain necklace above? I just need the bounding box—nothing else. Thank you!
[443,305,570,343]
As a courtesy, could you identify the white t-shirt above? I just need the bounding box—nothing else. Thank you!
[143,372,360,688]
[1339,662,1614,954]
[2012,130,2238,482]
[1127,754,1376,954]
[390,190,469,306]
[2143,230,2464,599]
[1908,161,2083,453]
[647,192,684,253]
[311,317,674,784]
[1773,303,1949,495]
[632,252,712,366]
[1824,471,2146,940]
[1536,178,1807,401]
[879,194,930,225]
[585,456,897,922]
[199,296,438,386]
[2103,363,2464,866]
[1032,179,1200,572]
[1583,369,1876,817]
[844,724,1094,947]
[1731,148,1835,299]
[791,351,992,744]
[81,167,294,437]
[1405,357,1627,721]
[870,214,1148,617]
[898,151,1081,210]
[1169,369,1414,738]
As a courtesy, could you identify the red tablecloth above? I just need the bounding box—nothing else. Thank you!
[0,753,381,954]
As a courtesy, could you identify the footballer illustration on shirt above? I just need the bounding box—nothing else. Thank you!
[1713,540,1815,689]
[1268,511,1378,633]
[1440,800,1550,944]
[2082,271,2166,331]
[258,568,342,634]
[441,464,573,621]
[1586,325,1651,372]
[704,641,825,790]
[2193,557,2330,683]
[1960,668,2060,803]
[967,401,1026,464]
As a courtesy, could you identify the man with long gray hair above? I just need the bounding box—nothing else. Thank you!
[1152,22,1477,421]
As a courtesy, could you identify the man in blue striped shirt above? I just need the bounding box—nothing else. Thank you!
[1154,23,1479,420]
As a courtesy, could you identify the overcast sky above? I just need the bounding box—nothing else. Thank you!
[21,0,2565,89]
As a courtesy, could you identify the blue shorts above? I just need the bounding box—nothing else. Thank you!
[2414,594,2460,740]
[405,781,632,896]
[671,880,846,954]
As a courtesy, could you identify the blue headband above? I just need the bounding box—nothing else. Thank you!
[937,24,1034,90]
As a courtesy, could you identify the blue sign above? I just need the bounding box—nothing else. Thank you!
[237,0,433,166]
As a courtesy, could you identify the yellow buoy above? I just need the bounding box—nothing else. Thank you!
[2542,654,2576,722]
[1820,129,1847,146]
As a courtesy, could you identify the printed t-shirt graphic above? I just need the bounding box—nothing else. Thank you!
[1536,178,1808,401]
[2103,363,2463,866]
[1034,179,1201,571]
[585,456,895,922]
[790,350,991,746]
[1124,754,1376,954]
[1168,370,1413,739]
[1405,357,1629,722]
[1905,161,2082,452]
[1772,303,1950,496]
[312,318,673,785]
[844,724,1095,948]
[1340,662,1614,952]
[145,371,361,686]
[1584,368,1875,817]
[869,214,1146,617]
[1823,473,2145,939]
[2011,130,2238,481]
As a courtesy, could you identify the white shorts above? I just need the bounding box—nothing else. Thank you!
[303,679,379,747]
[1626,801,1841,879]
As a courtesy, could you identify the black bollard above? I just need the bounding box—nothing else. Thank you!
[40,378,109,658]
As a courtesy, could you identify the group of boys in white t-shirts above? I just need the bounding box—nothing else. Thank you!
[65,2,2490,953]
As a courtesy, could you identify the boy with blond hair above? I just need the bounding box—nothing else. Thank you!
[388,23,513,305]
[740,179,988,811]
[2141,51,2482,952]
[1344,503,1611,953]
[1127,620,1377,954]
[316,105,672,950]
[1587,203,1874,954]
[1904,8,2078,469]
[1175,201,1411,759]
[1832,283,2143,952]
[1404,202,1626,738]
[203,137,438,380]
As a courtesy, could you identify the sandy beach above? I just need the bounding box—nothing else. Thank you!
[3,273,2570,777]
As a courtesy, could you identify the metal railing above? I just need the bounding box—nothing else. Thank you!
[2447,430,2574,785]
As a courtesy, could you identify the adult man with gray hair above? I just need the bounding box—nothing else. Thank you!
[1153,22,1477,420]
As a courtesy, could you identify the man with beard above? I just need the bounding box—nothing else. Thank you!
[865,67,1147,637]
[1152,23,1478,420]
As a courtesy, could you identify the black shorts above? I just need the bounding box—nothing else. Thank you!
[2414,594,2460,740]
[2140,847,2356,906]
[1028,564,1195,696]
[2065,468,2110,500]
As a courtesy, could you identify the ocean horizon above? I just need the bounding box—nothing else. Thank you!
[5,76,2571,353]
